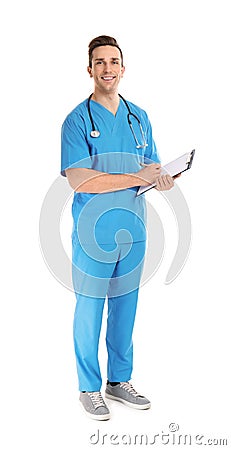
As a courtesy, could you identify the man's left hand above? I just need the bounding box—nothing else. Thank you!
[155,174,175,191]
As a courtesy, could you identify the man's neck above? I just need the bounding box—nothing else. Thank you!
[91,91,120,116]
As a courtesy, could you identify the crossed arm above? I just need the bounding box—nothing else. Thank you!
[65,163,175,194]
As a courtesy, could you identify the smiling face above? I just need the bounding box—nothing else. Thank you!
[87,45,125,96]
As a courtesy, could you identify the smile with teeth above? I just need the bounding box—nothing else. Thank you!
[101,76,116,81]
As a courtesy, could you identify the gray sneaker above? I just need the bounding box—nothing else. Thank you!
[105,382,151,409]
[79,391,111,420]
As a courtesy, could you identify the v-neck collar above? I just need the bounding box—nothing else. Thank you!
[90,98,122,118]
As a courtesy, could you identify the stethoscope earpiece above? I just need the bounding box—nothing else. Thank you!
[90,130,100,138]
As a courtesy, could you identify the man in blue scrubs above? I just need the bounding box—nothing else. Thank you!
[61,35,175,420]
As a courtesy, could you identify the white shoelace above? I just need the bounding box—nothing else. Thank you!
[89,391,105,408]
[120,382,141,397]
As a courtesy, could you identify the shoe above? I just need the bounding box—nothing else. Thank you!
[105,381,151,410]
[79,391,111,420]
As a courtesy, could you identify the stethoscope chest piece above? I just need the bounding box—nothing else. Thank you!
[90,130,100,138]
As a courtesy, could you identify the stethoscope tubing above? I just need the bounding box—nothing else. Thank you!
[87,93,148,148]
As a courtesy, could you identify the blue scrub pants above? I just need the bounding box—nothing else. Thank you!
[72,240,146,392]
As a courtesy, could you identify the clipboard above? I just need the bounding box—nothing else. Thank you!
[136,149,195,196]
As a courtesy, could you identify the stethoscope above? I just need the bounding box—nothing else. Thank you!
[87,93,148,149]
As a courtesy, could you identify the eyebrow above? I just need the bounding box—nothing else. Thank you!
[94,57,120,61]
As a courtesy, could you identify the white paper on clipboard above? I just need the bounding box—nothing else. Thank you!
[136,149,195,196]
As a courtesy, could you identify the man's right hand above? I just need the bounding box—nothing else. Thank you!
[137,163,162,186]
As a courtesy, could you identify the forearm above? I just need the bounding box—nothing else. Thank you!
[65,168,149,193]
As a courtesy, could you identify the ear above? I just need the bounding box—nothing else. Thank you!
[121,66,125,78]
[87,66,93,78]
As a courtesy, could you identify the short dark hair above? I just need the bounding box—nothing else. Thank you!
[88,35,124,68]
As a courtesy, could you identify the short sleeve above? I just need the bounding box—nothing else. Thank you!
[143,116,161,165]
[61,113,92,177]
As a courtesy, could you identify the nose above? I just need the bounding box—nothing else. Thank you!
[103,62,112,72]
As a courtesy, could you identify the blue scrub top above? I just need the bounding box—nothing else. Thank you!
[61,98,160,246]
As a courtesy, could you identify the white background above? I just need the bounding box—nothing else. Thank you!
[1,0,231,448]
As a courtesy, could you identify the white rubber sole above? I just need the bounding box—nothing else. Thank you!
[80,401,111,420]
[105,392,151,410]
